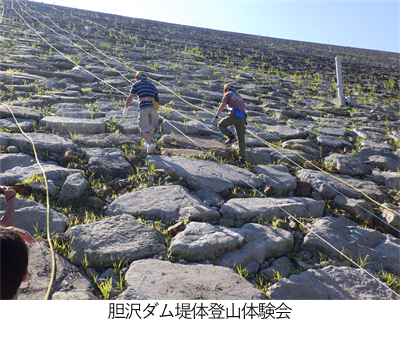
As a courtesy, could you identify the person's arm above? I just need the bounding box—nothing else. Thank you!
[216,102,227,117]
[123,93,135,116]
[0,187,16,227]
[125,93,135,108]
[212,102,228,126]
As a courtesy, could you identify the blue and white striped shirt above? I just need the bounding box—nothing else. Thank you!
[130,78,159,110]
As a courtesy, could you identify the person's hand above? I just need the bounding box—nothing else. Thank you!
[212,115,219,126]
[1,186,16,201]
[123,108,128,116]
[6,226,36,244]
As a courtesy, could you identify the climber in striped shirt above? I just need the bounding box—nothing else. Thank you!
[123,71,160,154]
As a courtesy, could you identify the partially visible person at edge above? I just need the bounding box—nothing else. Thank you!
[0,186,16,227]
[0,226,36,300]
[213,83,247,163]
[123,71,160,154]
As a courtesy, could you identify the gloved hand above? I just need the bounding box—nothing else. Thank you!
[123,108,128,116]
[212,115,219,126]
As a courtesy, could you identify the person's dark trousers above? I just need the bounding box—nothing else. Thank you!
[217,113,246,158]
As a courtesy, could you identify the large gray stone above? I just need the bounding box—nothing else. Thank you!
[47,68,97,83]
[267,147,314,163]
[259,256,295,278]
[323,153,371,176]
[0,197,68,235]
[356,147,400,172]
[105,185,220,224]
[118,259,266,300]
[197,89,224,102]
[58,172,88,203]
[370,169,400,190]
[317,127,347,137]
[67,214,166,269]
[264,125,308,140]
[159,134,230,159]
[245,133,282,146]
[297,169,389,203]
[282,139,320,157]
[253,164,297,195]
[85,66,121,76]
[169,222,246,262]
[162,119,219,136]
[0,152,35,172]
[40,116,106,135]
[217,223,293,274]
[220,197,325,222]
[195,188,224,208]
[247,128,283,143]
[0,132,78,153]
[352,128,386,142]
[85,147,134,178]
[146,155,263,192]
[316,135,354,149]
[333,195,374,222]
[360,141,393,151]
[159,108,207,123]
[76,133,141,148]
[103,110,141,134]
[0,153,82,186]
[267,266,398,300]
[29,179,59,196]
[18,241,97,300]
[380,203,400,238]
[246,147,272,165]
[55,108,105,119]
[302,216,400,275]
[0,104,41,120]
[0,117,34,132]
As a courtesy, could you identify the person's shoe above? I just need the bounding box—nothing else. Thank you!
[224,134,237,145]
[147,143,155,154]
[238,156,246,164]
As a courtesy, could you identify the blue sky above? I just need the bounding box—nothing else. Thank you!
[28,1,399,52]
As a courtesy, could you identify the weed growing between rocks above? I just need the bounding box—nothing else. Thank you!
[52,237,72,261]
[378,270,400,294]
[94,275,113,300]
[233,262,250,280]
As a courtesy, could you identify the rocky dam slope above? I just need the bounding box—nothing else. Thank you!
[0,0,399,300]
